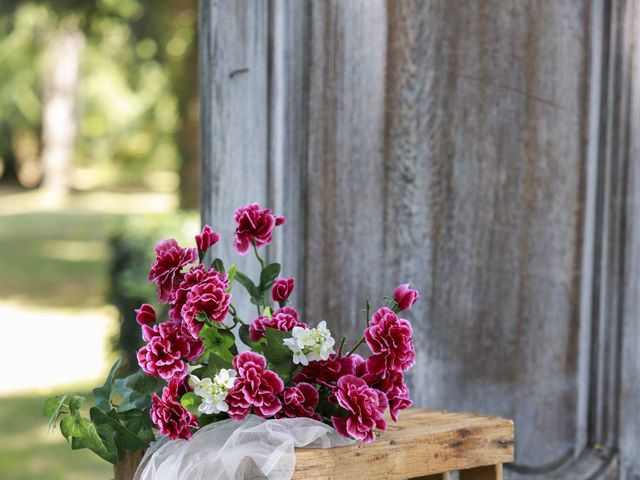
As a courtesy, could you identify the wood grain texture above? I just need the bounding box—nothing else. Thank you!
[199,1,638,478]
[199,0,270,320]
[292,409,514,480]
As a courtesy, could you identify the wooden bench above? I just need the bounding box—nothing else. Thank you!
[115,409,514,480]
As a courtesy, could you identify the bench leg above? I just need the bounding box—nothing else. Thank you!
[459,464,503,480]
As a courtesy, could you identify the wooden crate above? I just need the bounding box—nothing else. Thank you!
[114,409,514,480]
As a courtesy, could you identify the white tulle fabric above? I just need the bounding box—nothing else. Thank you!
[134,416,354,480]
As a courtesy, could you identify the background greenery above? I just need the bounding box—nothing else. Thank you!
[0,0,199,478]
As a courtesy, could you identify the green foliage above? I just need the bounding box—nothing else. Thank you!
[200,324,236,362]
[46,359,157,465]
[180,392,201,414]
[264,327,294,383]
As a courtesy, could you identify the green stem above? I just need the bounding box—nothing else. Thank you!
[346,336,366,356]
[337,337,346,356]
[252,240,266,270]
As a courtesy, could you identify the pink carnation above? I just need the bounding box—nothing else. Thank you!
[331,375,388,443]
[151,385,199,440]
[137,321,203,381]
[225,352,284,419]
[169,265,221,322]
[180,272,231,339]
[293,353,363,389]
[248,307,306,342]
[365,307,415,376]
[135,304,156,326]
[393,283,420,311]
[148,239,197,303]
[195,224,221,255]
[364,368,412,422]
[233,203,286,255]
[272,277,295,302]
[276,382,321,421]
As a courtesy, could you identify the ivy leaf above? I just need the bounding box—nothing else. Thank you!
[234,271,259,297]
[119,408,155,445]
[114,370,158,413]
[93,358,122,412]
[269,360,294,384]
[43,395,67,431]
[259,263,281,290]
[212,258,225,273]
[90,407,148,452]
[180,392,202,414]
[61,412,119,464]
[264,328,293,366]
[67,395,85,414]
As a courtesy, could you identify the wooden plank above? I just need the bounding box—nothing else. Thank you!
[381,1,593,474]
[113,449,144,480]
[411,474,451,480]
[303,0,388,340]
[292,409,514,480]
[199,0,270,320]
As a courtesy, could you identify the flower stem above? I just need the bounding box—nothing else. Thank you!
[252,240,266,270]
[337,336,346,356]
[346,336,366,356]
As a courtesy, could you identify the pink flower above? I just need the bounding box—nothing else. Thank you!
[248,306,306,342]
[293,353,361,388]
[135,304,156,326]
[225,352,284,419]
[180,272,231,339]
[365,307,415,376]
[195,225,221,255]
[331,375,388,443]
[393,283,420,311]
[276,382,321,421]
[148,239,197,303]
[151,385,199,440]
[363,368,412,422]
[272,277,295,302]
[169,265,222,322]
[137,321,203,381]
[233,203,286,255]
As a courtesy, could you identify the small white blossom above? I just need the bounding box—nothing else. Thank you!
[189,369,237,415]
[283,320,336,366]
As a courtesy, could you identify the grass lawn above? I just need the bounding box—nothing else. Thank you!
[0,390,113,480]
[0,189,185,479]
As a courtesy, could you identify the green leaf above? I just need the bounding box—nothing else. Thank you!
[239,324,265,351]
[234,271,259,297]
[196,311,211,324]
[90,407,149,451]
[194,352,233,379]
[180,392,202,414]
[262,306,272,318]
[44,395,67,431]
[199,324,236,361]
[61,412,119,464]
[114,370,158,413]
[119,409,155,445]
[269,360,294,384]
[259,263,281,290]
[264,327,293,365]
[212,258,225,273]
[92,358,122,412]
[226,263,237,291]
[67,395,85,414]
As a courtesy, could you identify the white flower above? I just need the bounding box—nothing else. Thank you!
[283,320,336,366]
[189,369,237,415]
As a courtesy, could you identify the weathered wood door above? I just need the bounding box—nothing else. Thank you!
[199,1,640,478]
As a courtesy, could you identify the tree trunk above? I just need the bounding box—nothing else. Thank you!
[40,26,84,202]
[199,1,640,478]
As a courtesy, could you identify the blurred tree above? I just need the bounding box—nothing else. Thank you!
[0,0,199,205]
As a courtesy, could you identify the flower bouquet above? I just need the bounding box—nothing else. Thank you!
[45,203,419,476]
